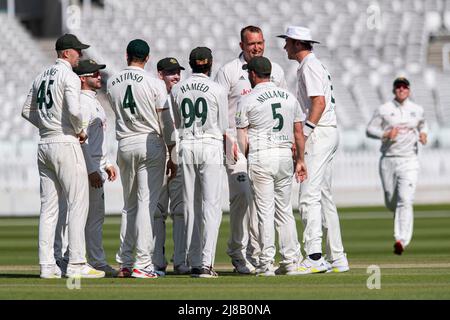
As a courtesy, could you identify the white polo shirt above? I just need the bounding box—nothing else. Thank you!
[215,53,287,130]
[367,98,428,157]
[296,53,337,127]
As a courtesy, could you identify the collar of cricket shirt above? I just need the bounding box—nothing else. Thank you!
[393,98,409,108]
[239,52,247,66]
[253,81,276,91]
[81,89,97,98]
[192,73,209,79]
[298,52,315,70]
[56,58,73,70]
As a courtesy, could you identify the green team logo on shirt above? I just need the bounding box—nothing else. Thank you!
[180,97,208,128]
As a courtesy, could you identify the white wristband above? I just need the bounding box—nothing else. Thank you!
[303,120,316,137]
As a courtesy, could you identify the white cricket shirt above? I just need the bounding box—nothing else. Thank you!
[236,81,305,156]
[296,53,337,126]
[366,98,428,157]
[215,53,287,130]
[107,66,168,140]
[171,73,228,141]
[80,90,111,176]
[22,59,87,143]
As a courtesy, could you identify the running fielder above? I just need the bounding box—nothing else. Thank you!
[366,77,428,255]
[236,56,307,276]
[279,26,349,274]
[153,57,190,275]
[215,25,287,274]
[171,47,229,278]
[73,59,118,277]
[107,39,176,279]
[22,34,104,279]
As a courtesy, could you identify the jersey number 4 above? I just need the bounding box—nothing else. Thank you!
[37,80,54,110]
[123,85,137,114]
[181,97,208,128]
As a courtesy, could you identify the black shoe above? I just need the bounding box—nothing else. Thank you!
[190,267,202,278]
[198,266,218,278]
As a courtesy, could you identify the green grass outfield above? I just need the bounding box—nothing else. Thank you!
[1,205,450,300]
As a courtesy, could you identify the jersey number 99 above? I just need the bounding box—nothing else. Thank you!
[181,97,208,128]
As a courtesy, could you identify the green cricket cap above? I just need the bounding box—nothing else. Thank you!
[189,47,213,66]
[242,56,272,76]
[127,39,150,59]
[73,59,106,76]
[393,77,410,88]
[55,34,90,51]
[157,57,185,71]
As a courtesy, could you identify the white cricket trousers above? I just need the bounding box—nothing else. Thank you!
[379,156,419,247]
[153,163,186,269]
[38,141,89,265]
[225,151,260,266]
[248,148,301,268]
[115,134,166,269]
[85,185,107,267]
[299,126,346,260]
[180,139,223,268]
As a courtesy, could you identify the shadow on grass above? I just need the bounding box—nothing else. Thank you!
[0,273,40,279]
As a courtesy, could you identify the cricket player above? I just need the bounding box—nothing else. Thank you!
[279,26,349,273]
[153,57,190,275]
[171,47,229,278]
[215,25,287,274]
[22,34,104,279]
[236,56,307,276]
[107,39,176,279]
[73,59,118,277]
[366,77,428,255]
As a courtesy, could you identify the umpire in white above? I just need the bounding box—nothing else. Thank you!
[366,77,428,255]
[279,26,349,274]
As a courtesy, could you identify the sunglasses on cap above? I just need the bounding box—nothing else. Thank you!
[81,71,101,78]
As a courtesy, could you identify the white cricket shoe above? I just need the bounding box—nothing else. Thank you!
[66,263,105,278]
[328,254,350,273]
[296,257,328,274]
[131,266,160,279]
[232,259,256,275]
[255,264,276,277]
[40,264,62,279]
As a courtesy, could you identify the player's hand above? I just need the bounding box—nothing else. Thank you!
[419,132,427,145]
[105,165,117,182]
[88,171,103,188]
[78,130,88,144]
[295,161,307,183]
[384,127,399,141]
[232,142,239,162]
[166,158,177,181]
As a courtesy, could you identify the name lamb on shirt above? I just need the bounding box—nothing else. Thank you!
[256,90,289,103]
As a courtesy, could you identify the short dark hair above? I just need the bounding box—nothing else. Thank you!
[254,71,270,79]
[190,62,212,74]
[299,40,313,51]
[127,56,147,63]
[240,25,262,42]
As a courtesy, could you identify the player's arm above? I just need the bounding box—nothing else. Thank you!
[81,138,104,188]
[302,66,326,139]
[156,84,177,180]
[214,66,232,93]
[294,121,307,183]
[366,108,397,141]
[418,109,428,145]
[235,98,249,158]
[21,86,40,128]
[65,74,89,141]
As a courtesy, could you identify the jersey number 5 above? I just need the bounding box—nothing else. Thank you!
[181,97,208,128]
[272,103,284,132]
[123,85,137,114]
[37,80,54,110]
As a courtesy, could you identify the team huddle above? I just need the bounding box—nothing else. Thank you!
[22,24,427,279]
